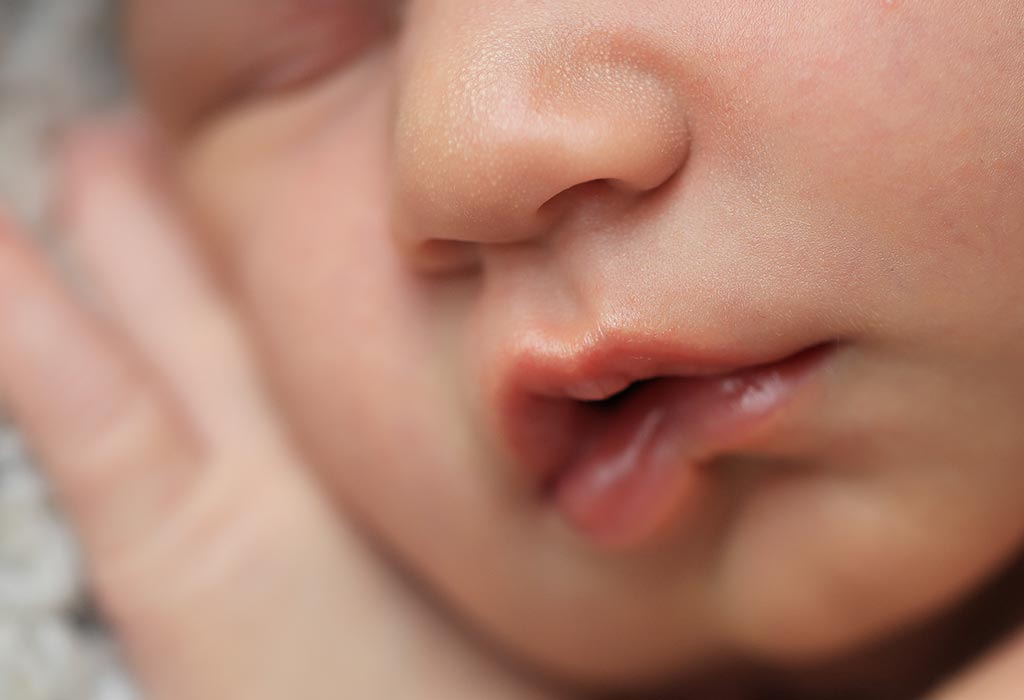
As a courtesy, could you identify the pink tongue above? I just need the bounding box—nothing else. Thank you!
[554,369,789,549]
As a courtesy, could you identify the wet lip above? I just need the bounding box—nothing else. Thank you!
[497,340,836,549]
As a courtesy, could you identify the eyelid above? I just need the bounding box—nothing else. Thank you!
[128,0,396,133]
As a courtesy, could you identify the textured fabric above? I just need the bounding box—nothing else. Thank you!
[0,1,135,697]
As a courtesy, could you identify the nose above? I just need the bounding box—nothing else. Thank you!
[391,14,692,272]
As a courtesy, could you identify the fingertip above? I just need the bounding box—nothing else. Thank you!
[0,204,42,286]
[56,110,164,232]
[0,203,19,309]
[0,199,22,240]
[59,107,156,157]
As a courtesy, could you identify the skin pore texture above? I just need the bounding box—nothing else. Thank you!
[126,0,1024,696]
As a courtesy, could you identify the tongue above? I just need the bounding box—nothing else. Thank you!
[554,368,790,549]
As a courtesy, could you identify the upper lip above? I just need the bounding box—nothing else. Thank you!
[491,326,830,487]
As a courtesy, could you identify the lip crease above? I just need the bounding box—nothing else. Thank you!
[496,336,836,549]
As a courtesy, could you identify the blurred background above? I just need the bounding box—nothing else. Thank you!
[0,1,133,697]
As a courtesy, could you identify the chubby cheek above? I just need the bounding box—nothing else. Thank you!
[717,454,1024,662]
[709,9,1024,657]
[758,2,1024,341]
[714,348,1024,660]
[177,83,489,558]
[682,6,1024,658]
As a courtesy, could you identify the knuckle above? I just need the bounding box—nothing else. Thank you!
[93,454,314,614]
[76,388,178,472]
[58,384,189,516]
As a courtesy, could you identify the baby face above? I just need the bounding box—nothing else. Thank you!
[127,0,1024,688]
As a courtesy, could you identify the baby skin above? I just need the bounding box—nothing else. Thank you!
[2,0,1024,697]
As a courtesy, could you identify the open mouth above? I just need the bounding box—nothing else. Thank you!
[498,342,837,550]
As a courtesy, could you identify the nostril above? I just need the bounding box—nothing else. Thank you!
[536,169,678,223]
[536,178,616,221]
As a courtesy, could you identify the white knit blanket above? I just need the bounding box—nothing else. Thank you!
[0,1,134,697]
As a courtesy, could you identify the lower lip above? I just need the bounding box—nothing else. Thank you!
[551,345,833,550]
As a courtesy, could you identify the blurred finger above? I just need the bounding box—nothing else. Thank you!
[59,117,279,450]
[0,206,199,560]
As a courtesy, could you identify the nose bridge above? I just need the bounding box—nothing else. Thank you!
[391,11,691,264]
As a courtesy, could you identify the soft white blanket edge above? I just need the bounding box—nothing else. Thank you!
[0,1,134,698]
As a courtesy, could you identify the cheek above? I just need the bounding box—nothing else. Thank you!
[712,348,1024,661]
[720,1,1024,331]
[717,431,1024,661]
[178,84,486,545]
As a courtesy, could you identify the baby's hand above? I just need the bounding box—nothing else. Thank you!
[0,121,556,700]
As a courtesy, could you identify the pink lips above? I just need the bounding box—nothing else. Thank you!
[498,342,834,550]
